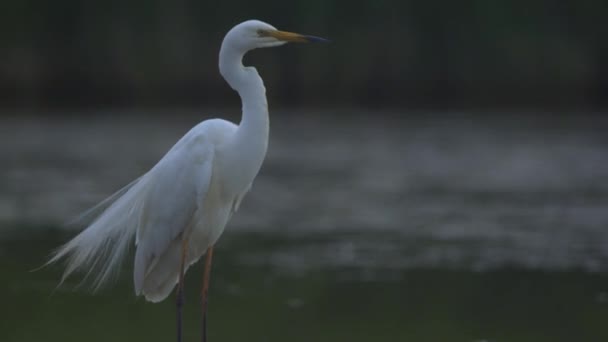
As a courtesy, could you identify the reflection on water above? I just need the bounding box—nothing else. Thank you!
[1,111,607,272]
[1,111,608,341]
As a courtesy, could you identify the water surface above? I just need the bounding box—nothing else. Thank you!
[1,111,607,341]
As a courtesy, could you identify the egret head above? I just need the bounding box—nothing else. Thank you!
[224,20,329,52]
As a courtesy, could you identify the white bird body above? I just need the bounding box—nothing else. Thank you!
[133,117,262,302]
[49,19,326,305]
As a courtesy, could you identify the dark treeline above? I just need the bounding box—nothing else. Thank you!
[1,0,606,109]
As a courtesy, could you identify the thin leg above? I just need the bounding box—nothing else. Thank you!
[201,246,214,342]
[177,239,189,342]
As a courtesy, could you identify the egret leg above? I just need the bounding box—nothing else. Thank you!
[201,246,214,342]
[177,239,189,342]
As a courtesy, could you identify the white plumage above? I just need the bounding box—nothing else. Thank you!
[51,119,244,302]
[48,19,327,304]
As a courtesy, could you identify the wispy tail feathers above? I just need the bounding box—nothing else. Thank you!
[47,177,147,291]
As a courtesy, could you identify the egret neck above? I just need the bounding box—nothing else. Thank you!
[218,43,269,196]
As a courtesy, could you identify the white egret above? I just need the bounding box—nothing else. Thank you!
[48,19,328,342]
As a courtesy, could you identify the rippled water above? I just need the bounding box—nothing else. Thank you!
[1,110,608,341]
[2,111,608,272]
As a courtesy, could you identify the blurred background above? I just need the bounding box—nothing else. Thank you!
[1,1,608,341]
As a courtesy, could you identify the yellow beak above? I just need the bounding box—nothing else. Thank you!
[267,30,329,43]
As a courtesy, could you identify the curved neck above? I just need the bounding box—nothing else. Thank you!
[219,45,268,131]
[218,42,270,194]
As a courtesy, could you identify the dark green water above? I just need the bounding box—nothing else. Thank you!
[1,112,608,341]
[1,230,608,342]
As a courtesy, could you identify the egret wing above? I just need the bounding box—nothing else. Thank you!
[133,142,214,294]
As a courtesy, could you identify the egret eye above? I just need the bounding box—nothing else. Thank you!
[257,29,268,37]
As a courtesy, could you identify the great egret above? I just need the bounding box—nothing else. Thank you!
[48,19,328,342]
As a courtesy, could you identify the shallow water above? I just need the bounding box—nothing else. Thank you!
[1,110,608,341]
